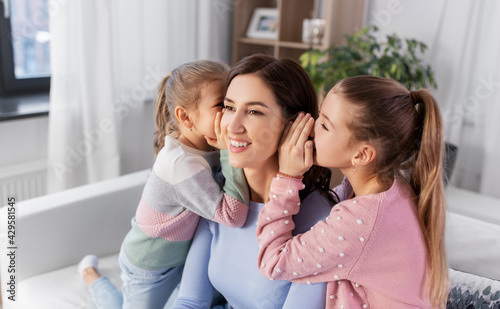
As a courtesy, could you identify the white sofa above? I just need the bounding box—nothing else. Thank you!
[0,170,499,308]
[0,169,159,309]
[444,186,500,308]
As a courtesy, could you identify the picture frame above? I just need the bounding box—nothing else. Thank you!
[246,8,279,40]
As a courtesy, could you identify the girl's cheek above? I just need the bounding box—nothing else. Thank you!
[221,121,229,134]
[220,115,230,133]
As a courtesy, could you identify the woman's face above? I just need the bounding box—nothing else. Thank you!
[221,74,286,169]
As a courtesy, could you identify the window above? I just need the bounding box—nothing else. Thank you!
[0,0,50,95]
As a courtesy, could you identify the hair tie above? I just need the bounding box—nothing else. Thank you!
[410,91,420,105]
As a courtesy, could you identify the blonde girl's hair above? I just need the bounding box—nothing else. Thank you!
[333,75,449,307]
[153,60,230,156]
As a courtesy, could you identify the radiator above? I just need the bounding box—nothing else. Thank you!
[0,160,47,206]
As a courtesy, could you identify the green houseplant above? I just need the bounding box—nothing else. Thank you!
[299,25,437,95]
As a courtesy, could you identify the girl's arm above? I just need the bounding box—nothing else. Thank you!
[134,149,248,242]
[255,112,368,283]
[169,150,249,228]
[176,110,249,228]
[213,149,250,225]
[256,175,375,284]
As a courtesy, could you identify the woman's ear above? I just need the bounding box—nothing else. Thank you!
[352,144,377,167]
[174,106,193,130]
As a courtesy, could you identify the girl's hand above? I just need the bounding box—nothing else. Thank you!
[278,113,314,177]
[205,111,227,150]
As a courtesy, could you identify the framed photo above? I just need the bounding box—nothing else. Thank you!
[246,8,279,40]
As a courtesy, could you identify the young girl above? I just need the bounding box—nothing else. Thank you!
[256,76,449,308]
[78,60,249,309]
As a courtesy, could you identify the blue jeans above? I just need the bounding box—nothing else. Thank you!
[88,250,183,309]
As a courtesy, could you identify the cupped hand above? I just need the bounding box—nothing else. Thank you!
[278,113,315,177]
[204,111,227,150]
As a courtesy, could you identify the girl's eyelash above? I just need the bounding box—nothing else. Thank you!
[321,123,329,131]
[223,105,234,111]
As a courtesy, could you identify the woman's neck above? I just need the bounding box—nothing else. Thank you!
[244,157,279,204]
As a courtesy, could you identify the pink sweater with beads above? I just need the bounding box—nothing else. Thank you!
[257,176,432,309]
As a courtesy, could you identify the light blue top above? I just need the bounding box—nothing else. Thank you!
[172,189,332,309]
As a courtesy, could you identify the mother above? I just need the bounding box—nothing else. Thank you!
[172,54,338,308]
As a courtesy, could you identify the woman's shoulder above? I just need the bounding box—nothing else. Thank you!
[293,190,333,234]
[328,177,354,202]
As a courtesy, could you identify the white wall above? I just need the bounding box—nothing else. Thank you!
[1,0,447,179]
[366,0,444,64]
[365,0,499,194]
[115,99,157,176]
[0,116,49,166]
[0,105,155,175]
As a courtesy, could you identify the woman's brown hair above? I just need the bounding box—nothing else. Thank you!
[226,54,335,204]
[333,75,449,307]
[153,60,229,156]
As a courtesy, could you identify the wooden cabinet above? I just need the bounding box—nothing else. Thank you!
[232,0,368,64]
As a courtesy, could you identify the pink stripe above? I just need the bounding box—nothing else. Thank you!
[212,194,248,228]
[135,197,200,241]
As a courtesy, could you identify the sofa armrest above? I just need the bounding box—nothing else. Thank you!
[0,169,149,283]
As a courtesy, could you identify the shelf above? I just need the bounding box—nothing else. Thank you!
[278,41,322,49]
[239,38,324,50]
[232,0,367,64]
[239,37,276,46]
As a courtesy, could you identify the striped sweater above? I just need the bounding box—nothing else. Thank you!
[122,136,249,270]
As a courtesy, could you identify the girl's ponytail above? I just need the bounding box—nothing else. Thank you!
[154,72,173,157]
[410,89,449,307]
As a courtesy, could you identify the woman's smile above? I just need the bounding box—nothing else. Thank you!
[228,137,252,153]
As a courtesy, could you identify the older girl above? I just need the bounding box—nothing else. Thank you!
[257,76,449,308]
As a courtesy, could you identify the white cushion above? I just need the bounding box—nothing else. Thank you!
[6,254,121,309]
[447,268,500,307]
[4,253,179,309]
